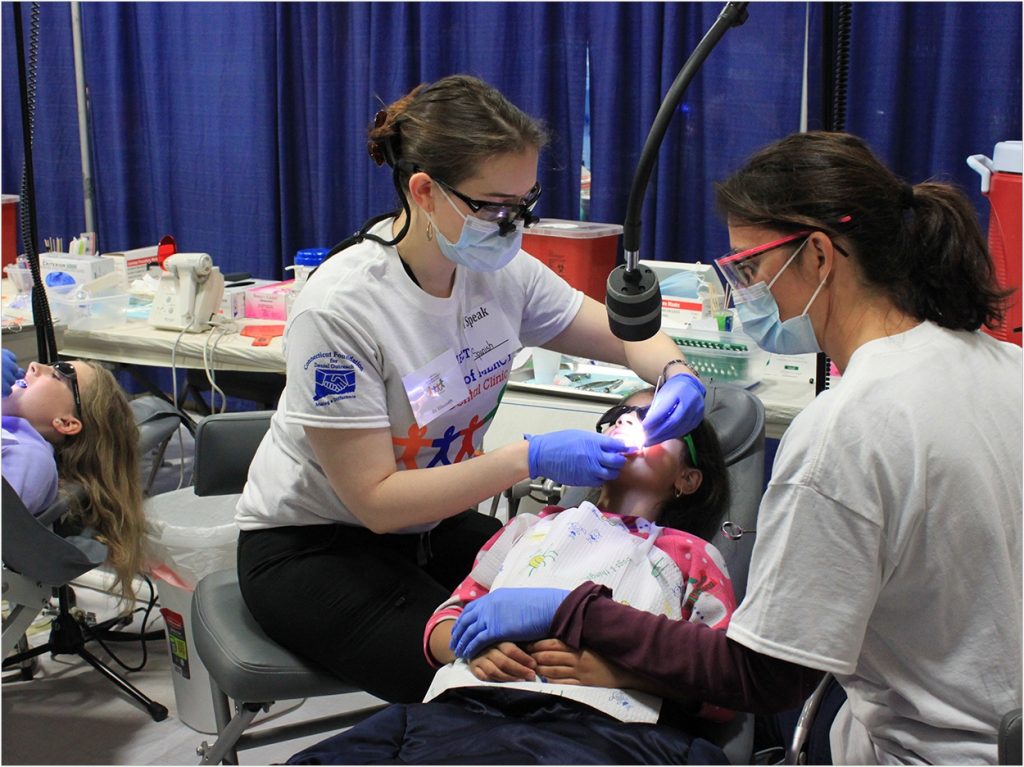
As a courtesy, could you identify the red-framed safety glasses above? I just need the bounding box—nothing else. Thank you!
[715,231,811,292]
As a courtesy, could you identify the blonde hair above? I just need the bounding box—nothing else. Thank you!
[56,362,146,608]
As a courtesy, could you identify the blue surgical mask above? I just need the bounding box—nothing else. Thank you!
[733,239,829,355]
[429,186,523,272]
[659,270,704,298]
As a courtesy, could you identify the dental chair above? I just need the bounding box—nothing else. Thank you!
[1,478,169,720]
[131,394,196,495]
[509,383,766,763]
[156,411,385,765]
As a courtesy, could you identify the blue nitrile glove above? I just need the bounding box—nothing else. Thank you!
[450,588,570,660]
[526,429,631,486]
[641,373,706,446]
[2,349,24,398]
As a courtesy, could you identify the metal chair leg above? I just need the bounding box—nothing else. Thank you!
[786,673,833,765]
[197,703,261,766]
[77,645,169,721]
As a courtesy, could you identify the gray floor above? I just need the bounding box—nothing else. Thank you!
[2,421,385,766]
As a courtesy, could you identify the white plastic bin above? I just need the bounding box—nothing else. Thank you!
[49,290,129,330]
[145,493,240,733]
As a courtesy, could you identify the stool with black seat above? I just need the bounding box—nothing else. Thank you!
[1,478,168,721]
[165,411,385,765]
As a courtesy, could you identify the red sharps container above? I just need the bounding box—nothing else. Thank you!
[968,140,1022,346]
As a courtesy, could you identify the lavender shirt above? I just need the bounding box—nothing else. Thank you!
[2,415,58,516]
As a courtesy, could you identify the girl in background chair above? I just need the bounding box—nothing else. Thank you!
[289,388,736,765]
[2,351,147,608]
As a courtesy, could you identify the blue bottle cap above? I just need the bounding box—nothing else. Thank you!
[295,248,329,267]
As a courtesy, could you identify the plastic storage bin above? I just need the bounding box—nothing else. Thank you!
[523,219,623,302]
[49,290,129,330]
[4,264,34,292]
[667,327,765,387]
[146,494,240,733]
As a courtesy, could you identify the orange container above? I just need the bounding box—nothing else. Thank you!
[522,219,623,302]
[2,195,19,271]
[969,142,1022,346]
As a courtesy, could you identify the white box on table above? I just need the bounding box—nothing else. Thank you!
[244,280,293,320]
[40,253,115,285]
[220,279,276,318]
[101,246,161,287]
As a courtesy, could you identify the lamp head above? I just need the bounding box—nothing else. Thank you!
[606,264,662,341]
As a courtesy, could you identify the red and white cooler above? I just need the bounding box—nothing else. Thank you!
[968,140,1022,346]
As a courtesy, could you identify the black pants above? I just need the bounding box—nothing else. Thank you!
[237,510,502,704]
[287,687,729,765]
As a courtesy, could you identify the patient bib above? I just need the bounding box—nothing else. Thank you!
[475,502,683,619]
[426,503,685,723]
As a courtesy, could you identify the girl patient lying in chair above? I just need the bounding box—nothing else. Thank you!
[2,351,147,608]
[288,387,736,765]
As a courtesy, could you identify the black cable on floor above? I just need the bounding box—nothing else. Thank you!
[91,575,161,673]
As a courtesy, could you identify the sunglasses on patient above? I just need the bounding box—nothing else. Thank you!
[595,404,649,433]
[53,361,82,421]
[596,404,698,467]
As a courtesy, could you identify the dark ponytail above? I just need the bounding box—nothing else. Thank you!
[897,182,1007,331]
[715,131,1010,332]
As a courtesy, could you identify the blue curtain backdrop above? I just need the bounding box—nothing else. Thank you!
[2,1,1021,281]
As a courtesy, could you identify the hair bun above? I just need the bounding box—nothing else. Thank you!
[368,139,387,166]
[368,109,393,166]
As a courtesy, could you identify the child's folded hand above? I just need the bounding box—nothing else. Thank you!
[468,642,538,683]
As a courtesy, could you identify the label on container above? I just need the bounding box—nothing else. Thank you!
[160,607,190,679]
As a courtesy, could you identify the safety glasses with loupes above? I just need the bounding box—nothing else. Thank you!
[434,179,542,230]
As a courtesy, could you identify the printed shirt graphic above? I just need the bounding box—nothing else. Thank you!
[234,218,582,532]
[423,503,735,723]
[308,352,362,404]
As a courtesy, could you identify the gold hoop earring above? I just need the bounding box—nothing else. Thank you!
[426,222,434,241]
[674,486,683,499]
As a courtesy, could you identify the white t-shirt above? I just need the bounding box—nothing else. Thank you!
[728,321,1022,764]
[236,219,582,533]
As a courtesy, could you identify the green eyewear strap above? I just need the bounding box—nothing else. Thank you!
[683,434,698,467]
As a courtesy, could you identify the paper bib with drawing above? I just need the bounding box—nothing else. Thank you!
[426,502,730,723]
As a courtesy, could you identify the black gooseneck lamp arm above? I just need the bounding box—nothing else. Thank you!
[607,2,750,342]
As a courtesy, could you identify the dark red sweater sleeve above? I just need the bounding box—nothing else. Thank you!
[549,582,823,714]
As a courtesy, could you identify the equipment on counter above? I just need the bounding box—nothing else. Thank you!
[149,253,225,333]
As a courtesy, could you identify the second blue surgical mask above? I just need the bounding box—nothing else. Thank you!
[429,186,523,272]
[659,270,704,298]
